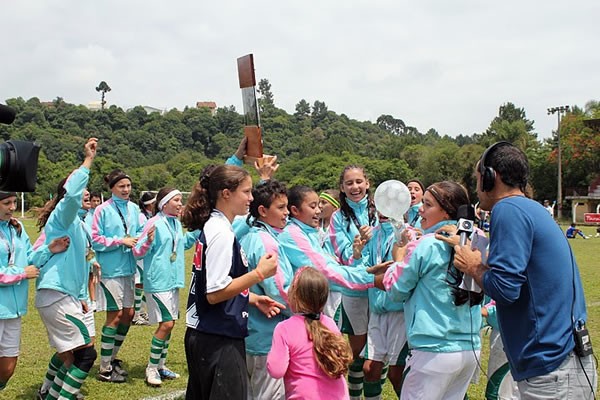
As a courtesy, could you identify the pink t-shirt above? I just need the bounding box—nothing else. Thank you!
[267,314,349,400]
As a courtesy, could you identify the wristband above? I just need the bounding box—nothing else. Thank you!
[255,268,265,281]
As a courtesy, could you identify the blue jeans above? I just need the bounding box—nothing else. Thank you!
[517,351,597,400]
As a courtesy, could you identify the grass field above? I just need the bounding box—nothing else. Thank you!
[2,220,598,399]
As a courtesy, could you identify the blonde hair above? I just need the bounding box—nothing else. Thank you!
[288,268,353,378]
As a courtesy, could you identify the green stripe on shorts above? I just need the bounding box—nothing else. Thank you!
[152,294,173,322]
[65,314,91,345]
[100,281,119,311]
[339,302,355,335]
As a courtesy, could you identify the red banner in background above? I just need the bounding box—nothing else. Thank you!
[584,213,600,223]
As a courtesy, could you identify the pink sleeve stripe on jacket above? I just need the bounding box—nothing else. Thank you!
[132,215,160,258]
[0,271,26,285]
[289,225,372,291]
[91,200,123,247]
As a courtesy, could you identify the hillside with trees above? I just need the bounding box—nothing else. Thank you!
[1,81,599,212]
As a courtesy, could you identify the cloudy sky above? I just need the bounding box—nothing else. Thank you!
[2,1,598,139]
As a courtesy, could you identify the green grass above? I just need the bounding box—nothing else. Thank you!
[3,221,599,399]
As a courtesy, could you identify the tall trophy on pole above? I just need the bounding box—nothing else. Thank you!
[237,54,266,166]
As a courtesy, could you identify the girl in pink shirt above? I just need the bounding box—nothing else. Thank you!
[267,267,352,400]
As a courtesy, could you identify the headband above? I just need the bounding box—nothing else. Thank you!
[426,186,457,220]
[158,190,182,210]
[143,197,156,206]
[319,192,340,209]
[108,173,131,189]
[0,191,17,201]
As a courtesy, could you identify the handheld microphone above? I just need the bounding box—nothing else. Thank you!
[457,204,475,246]
[456,204,482,293]
[0,104,16,125]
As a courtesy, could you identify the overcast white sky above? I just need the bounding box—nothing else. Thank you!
[1,1,598,139]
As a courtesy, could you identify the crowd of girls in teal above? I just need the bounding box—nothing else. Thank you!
[0,134,504,400]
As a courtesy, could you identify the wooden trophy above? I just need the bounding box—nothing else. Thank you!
[237,54,270,166]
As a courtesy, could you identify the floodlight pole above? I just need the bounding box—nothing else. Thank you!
[547,105,570,220]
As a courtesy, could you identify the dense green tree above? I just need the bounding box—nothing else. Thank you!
[2,95,598,211]
[95,81,112,110]
[257,78,275,117]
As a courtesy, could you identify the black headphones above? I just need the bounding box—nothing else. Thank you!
[479,141,512,192]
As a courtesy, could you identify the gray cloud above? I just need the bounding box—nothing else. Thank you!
[1,0,598,139]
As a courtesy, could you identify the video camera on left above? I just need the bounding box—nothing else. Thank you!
[0,103,41,192]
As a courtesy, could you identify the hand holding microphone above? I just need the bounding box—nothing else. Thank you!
[455,204,482,293]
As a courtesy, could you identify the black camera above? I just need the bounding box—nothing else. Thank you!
[0,104,41,192]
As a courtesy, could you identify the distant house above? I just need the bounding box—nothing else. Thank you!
[125,105,165,115]
[87,101,104,111]
[196,101,217,115]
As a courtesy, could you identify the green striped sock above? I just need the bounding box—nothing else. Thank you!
[41,352,63,392]
[100,325,117,370]
[112,323,130,360]
[158,334,171,369]
[380,364,389,386]
[134,287,143,314]
[47,365,67,400]
[364,379,382,399]
[58,364,88,400]
[148,336,165,368]
[348,358,365,400]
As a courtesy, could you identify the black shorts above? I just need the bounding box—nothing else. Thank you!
[185,328,247,400]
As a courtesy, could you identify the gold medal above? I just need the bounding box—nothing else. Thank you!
[170,252,177,262]
[86,249,95,262]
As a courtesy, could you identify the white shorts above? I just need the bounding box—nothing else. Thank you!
[97,276,135,312]
[38,296,94,353]
[487,329,519,399]
[401,349,479,400]
[0,317,21,357]
[146,290,179,324]
[247,354,285,400]
[339,295,369,335]
[323,291,342,320]
[365,311,407,365]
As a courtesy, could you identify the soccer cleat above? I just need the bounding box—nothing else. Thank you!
[133,313,150,326]
[36,388,47,400]
[111,359,128,376]
[158,366,180,380]
[145,367,162,387]
[97,367,126,383]
[37,388,85,400]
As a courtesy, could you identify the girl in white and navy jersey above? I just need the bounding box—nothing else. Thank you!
[181,164,281,400]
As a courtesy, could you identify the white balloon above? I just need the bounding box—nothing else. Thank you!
[374,180,411,222]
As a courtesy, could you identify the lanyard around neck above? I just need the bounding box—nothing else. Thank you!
[112,201,129,235]
[161,213,179,253]
[0,226,16,265]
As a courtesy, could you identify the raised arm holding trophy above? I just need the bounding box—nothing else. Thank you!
[237,54,276,170]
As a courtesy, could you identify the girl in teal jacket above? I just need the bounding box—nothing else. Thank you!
[0,191,61,392]
[133,187,198,386]
[240,180,294,400]
[328,165,378,400]
[34,138,99,400]
[91,168,143,382]
[380,181,482,400]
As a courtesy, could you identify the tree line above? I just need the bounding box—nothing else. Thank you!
[1,81,599,213]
